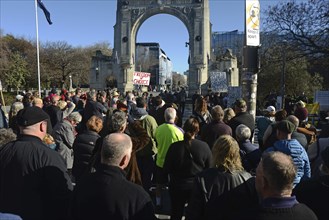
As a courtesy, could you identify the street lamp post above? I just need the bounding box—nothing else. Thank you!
[69,75,72,91]
[280,41,287,109]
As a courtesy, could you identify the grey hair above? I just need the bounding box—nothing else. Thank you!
[0,128,17,148]
[126,92,135,102]
[101,133,132,166]
[110,111,127,132]
[10,102,24,116]
[211,105,224,121]
[287,115,299,129]
[235,124,251,141]
[87,90,97,100]
[67,112,82,123]
[261,151,296,192]
[164,107,176,122]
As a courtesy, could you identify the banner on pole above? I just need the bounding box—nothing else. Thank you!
[246,0,260,46]
[133,72,151,86]
[0,80,2,91]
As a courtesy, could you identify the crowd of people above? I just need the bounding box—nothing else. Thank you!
[0,87,328,220]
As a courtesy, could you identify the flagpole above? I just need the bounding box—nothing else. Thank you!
[34,0,42,97]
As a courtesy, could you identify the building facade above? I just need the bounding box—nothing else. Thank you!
[135,43,172,90]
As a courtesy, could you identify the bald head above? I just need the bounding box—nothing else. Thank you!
[101,133,132,168]
[287,115,299,129]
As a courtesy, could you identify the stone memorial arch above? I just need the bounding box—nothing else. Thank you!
[113,0,211,94]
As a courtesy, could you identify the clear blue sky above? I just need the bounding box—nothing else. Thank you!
[1,0,281,73]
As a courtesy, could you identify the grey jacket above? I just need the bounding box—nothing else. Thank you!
[52,119,75,169]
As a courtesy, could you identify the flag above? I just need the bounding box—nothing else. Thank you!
[37,0,52,25]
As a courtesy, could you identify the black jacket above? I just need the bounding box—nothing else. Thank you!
[44,104,62,128]
[186,168,252,220]
[229,112,255,140]
[0,135,73,220]
[201,120,232,149]
[164,139,212,190]
[71,164,156,220]
[72,130,100,182]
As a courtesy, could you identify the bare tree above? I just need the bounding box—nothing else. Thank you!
[264,0,329,57]
[43,41,76,88]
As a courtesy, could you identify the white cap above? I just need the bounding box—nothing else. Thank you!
[266,106,276,113]
[16,94,23,100]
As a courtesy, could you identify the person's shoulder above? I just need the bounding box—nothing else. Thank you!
[192,138,209,148]
[291,203,318,220]
[196,167,218,178]
[144,114,157,123]
[124,180,152,200]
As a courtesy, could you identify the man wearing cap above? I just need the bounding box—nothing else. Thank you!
[294,100,308,123]
[0,106,73,220]
[256,106,275,149]
[264,120,311,186]
[15,94,24,102]
[287,115,308,149]
[229,98,255,141]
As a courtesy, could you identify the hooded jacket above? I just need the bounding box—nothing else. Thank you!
[265,139,311,186]
[131,107,158,157]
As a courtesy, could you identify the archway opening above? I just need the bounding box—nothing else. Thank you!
[136,14,189,91]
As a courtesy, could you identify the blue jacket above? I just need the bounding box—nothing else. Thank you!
[0,107,8,129]
[265,139,311,186]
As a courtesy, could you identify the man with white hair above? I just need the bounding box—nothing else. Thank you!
[235,124,261,173]
[71,133,155,220]
[154,107,184,208]
[52,112,82,170]
[126,91,136,115]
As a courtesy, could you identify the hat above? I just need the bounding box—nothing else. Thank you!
[234,98,246,108]
[17,106,50,127]
[321,147,329,168]
[276,120,296,134]
[16,94,23,100]
[296,100,306,108]
[112,91,119,97]
[131,107,148,120]
[266,106,275,113]
[58,100,68,110]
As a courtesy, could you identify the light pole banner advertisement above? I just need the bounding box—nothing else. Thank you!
[133,72,151,85]
[246,0,260,46]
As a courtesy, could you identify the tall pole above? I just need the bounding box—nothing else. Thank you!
[34,0,42,97]
[243,0,260,119]
[281,46,286,109]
